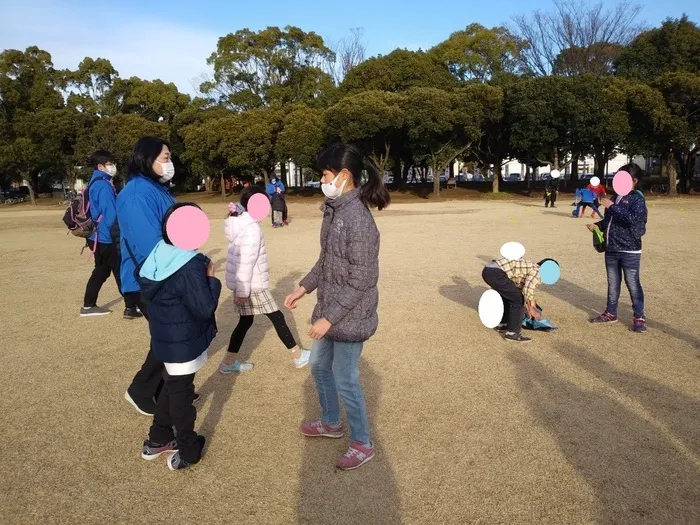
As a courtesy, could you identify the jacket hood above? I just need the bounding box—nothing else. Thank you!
[90,169,113,182]
[227,212,258,241]
[140,240,198,282]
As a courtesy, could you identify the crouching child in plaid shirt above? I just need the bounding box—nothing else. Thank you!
[482,257,550,343]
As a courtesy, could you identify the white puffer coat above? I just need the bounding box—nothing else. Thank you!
[225,213,270,297]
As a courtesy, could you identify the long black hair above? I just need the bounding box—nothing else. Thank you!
[316,143,391,211]
[127,136,170,182]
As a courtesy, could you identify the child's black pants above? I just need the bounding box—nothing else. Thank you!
[149,370,202,463]
[482,267,525,333]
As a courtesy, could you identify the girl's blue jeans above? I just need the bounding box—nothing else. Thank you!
[605,252,645,319]
[310,338,370,446]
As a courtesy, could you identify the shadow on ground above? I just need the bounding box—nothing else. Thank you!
[439,276,488,313]
[196,271,303,445]
[297,361,402,525]
[509,345,700,524]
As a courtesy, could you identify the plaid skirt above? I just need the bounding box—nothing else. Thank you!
[235,289,279,316]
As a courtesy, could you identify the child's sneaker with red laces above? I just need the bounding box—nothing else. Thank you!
[336,441,375,470]
[590,312,618,324]
[299,419,345,438]
[632,317,647,333]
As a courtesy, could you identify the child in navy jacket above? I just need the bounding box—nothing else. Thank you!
[588,164,648,333]
[137,203,222,470]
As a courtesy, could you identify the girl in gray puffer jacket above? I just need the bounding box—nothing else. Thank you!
[285,143,390,471]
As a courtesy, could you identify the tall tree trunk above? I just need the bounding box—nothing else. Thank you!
[594,148,605,179]
[492,163,501,193]
[663,151,678,196]
[280,161,287,187]
[26,173,37,205]
[433,162,441,197]
[400,160,410,190]
[553,147,559,171]
[220,173,226,200]
[571,154,579,182]
[525,165,531,192]
[391,151,401,189]
[205,176,213,192]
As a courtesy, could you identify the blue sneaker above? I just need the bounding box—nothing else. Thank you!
[219,360,254,374]
[293,349,311,369]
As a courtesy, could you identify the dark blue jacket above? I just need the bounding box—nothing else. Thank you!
[139,248,221,364]
[596,190,647,252]
[87,170,117,244]
[116,174,176,293]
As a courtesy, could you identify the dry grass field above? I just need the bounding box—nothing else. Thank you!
[1,194,699,525]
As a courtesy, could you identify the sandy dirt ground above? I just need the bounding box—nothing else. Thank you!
[1,196,699,525]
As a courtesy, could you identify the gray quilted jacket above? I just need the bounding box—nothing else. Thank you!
[300,189,380,343]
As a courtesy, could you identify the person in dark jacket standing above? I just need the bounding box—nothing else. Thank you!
[138,203,221,471]
[588,163,648,333]
[80,150,140,318]
[118,137,177,417]
[270,186,286,227]
[285,143,390,471]
[544,170,560,208]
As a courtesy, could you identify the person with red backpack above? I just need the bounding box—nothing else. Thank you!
[80,151,141,319]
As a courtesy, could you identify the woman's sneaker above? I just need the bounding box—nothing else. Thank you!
[80,306,111,317]
[141,439,178,461]
[167,436,205,471]
[293,349,311,368]
[336,441,375,470]
[591,312,618,324]
[504,332,532,343]
[632,317,647,333]
[300,419,345,438]
[219,360,254,374]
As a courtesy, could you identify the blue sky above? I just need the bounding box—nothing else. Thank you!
[1,0,697,94]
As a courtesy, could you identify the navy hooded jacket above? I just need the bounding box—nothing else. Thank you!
[596,190,647,252]
[139,242,222,364]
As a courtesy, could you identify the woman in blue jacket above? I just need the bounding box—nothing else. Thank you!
[117,137,177,416]
[588,163,648,333]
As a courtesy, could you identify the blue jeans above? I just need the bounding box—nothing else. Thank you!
[605,252,645,318]
[310,338,370,446]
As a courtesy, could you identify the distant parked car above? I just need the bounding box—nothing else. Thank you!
[305,180,321,188]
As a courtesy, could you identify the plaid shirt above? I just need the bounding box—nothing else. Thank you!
[494,257,541,301]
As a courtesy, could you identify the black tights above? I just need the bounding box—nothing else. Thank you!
[227,311,297,354]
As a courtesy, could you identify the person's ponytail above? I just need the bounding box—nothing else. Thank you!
[360,161,391,211]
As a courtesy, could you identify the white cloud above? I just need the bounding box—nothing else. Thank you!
[0,0,218,94]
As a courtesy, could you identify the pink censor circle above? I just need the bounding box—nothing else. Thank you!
[248,193,271,221]
[166,206,210,250]
[613,171,633,197]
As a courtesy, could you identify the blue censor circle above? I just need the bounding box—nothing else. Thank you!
[540,260,561,285]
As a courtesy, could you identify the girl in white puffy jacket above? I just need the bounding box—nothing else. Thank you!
[220,187,310,373]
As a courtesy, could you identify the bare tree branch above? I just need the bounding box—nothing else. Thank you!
[326,28,367,84]
[512,0,646,76]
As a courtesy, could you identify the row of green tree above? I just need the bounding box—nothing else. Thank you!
[1,0,698,201]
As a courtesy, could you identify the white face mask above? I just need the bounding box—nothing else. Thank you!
[322,174,347,200]
[156,161,175,183]
[103,164,117,177]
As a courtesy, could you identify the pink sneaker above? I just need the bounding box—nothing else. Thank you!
[299,419,345,438]
[336,441,375,470]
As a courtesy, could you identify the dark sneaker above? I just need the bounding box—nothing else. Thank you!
[167,436,205,471]
[494,323,508,332]
[124,390,156,416]
[80,306,111,317]
[591,312,618,324]
[632,318,647,333]
[504,332,532,343]
[141,439,177,461]
[123,307,143,320]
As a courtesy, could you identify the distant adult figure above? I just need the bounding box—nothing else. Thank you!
[117,136,177,417]
[544,170,560,208]
[81,150,141,319]
[266,176,288,225]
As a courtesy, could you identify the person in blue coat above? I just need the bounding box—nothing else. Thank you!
[588,163,648,333]
[81,150,140,318]
[117,136,177,417]
[266,176,288,225]
[138,202,221,471]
